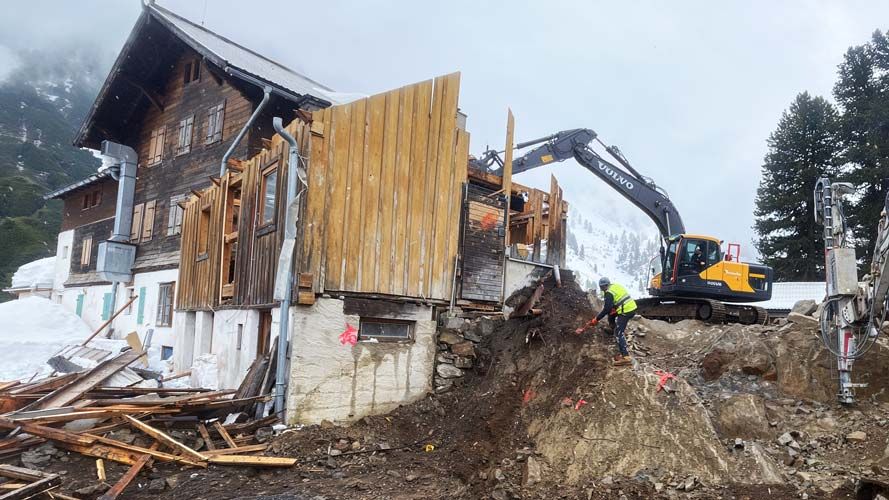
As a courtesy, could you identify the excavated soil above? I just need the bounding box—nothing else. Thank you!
[26,273,889,499]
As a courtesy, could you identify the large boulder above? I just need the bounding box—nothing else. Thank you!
[791,300,818,316]
[712,394,771,440]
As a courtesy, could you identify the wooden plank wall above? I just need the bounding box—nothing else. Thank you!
[460,183,506,302]
[176,173,226,311]
[547,175,565,267]
[300,72,469,302]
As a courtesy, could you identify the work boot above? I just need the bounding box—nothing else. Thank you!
[613,355,632,367]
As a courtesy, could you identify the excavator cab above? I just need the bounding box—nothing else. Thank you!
[649,234,772,304]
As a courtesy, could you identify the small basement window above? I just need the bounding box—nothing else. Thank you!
[358,319,414,343]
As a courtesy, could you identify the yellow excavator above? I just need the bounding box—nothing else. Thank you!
[471,128,772,324]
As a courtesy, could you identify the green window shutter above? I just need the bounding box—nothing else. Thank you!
[75,294,85,317]
[101,292,113,321]
[137,287,147,325]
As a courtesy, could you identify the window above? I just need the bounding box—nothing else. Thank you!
[236,324,243,351]
[167,194,186,236]
[156,282,175,327]
[205,101,225,144]
[124,287,135,315]
[131,203,144,242]
[176,115,195,156]
[358,319,414,343]
[161,346,174,361]
[130,201,156,243]
[80,236,92,267]
[183,60,201,85]
[82,193,90,210]
[147,126,166,166]
[259,166,278,226]
[81,189,101,210]
[678,239,708,275]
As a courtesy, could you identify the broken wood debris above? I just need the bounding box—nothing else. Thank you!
[0,346,297,498]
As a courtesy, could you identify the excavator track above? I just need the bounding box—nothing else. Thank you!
[636,297,768,325]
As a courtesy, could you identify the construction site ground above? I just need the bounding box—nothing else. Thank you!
[29,273,889,499]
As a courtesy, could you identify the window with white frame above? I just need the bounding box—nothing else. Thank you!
[156,282,175,327]
[176,115,194,156]
[205,101,225,144]
[167,194,186,236]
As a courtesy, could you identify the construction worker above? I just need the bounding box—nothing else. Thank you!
[574,277,636,366]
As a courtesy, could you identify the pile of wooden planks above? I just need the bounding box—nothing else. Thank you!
[0,347,295,499]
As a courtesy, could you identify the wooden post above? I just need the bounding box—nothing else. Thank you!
[97,443,159,500]
[502,109,515,251]
[81,294,139,346]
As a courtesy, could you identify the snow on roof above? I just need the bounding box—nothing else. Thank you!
[150,4,334,104]
[0,297,91,381]
[6,257,54,291]
[742,281,826,312]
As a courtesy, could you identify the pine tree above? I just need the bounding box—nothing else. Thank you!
[579,244,585,259]
[833,30,889,258]
[754,92,841,280]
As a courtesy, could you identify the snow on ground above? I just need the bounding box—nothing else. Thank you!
[0,296,91,381]
[10,256,54,289]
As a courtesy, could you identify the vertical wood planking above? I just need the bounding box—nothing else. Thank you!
[418,76,445,297]
[323,105,351,291]
[501,109,515,248]
[429,73,460,300]
[359,94,386,292]
[444,129,470,298]
[303,109,331,291]
[405,80,433,297]
[377,89,400,294]
[547,175,563,266]
[391,85,415,296]
[343,98,367,291]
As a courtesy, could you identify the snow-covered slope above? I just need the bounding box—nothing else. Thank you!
[514,161,662,294]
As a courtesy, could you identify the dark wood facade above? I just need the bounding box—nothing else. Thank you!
[59,178,118,232]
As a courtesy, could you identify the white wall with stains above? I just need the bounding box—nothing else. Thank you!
[286,298,436,425]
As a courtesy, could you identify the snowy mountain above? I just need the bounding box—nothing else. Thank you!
[514,160,662,296]
[0,47,105,300]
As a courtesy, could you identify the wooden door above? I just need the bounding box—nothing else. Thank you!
[257,310,272,357]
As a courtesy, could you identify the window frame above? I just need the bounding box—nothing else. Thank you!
[358,318,415,344]
[176,115,195,156]
[147,126,166,166]
[197,204,211,261]
[80,235,93,267]
[183,60,201,85]
[167,194,186,236]
[257,164,278,230]
[205,101,225,145]
[156,281,175,327]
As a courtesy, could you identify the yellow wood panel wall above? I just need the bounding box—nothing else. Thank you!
[301,72,468,301]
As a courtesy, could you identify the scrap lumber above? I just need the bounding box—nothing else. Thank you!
[207,455,296,467]
[96,459,106,482]
[85,434,205,467]
[25,350,144,411]
[213,421,238,448]
[97,443,159,500]
[197,423,216,450]
[234,355,268,400]
[202,443,269,456]
[122,415,207,461]
[502,109,515,248]
[0,464,61,500]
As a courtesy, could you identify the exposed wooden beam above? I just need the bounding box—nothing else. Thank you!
[118,74,165,113]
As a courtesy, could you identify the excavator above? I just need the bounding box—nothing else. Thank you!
[813,178,889,403]
[471,128,773,324]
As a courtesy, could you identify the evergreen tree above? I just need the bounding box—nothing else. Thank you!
[754,92,841,280]
[579,244,585,259]
[834,30,889,258]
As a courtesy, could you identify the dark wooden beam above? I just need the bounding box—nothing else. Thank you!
[118,73,165,113]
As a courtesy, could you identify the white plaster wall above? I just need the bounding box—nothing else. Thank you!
[12,289,52,300]
[68,284,114,331]
[52,230,73,303]
[210,309,261,390]
[173,311,196,371]
[286,298,436,425]
[110,269,179,352]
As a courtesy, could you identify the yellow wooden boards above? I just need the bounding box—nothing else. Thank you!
[301,72,468,301]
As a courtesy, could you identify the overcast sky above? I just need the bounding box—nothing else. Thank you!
[4,1,889,257]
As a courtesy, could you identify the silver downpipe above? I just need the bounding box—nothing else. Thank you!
[271,117,308,418]
[219,86,271,178]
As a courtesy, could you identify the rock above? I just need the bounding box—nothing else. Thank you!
[714,394,771,439]
[443,316,468,331]
[654,482,664,492]
[778,432,794,446]
[734,438,745,449]
[351,441,361,451]
[20,450,51,469]
[494,468,505,481]
[438,330,464,345]
[453,356,473,369]
[255,426,274,443]
[386,470,401,478]
[436,363,464,379]
[75,484,107,496]
[601,475,614,485]
[682,476,697,491]
[451,341,476,357]
[738,345,773,376]
[787,312,818,328]
[436,353,455,364]
[329,449,342,456]
[320,420,335,429]
[522,456,542,486]
[434,376,454,392]
[149,479,166,492]
[335,439,350,451]
[791,300,818,316]
[463,330,482,343]
[491,490,508,500]
[701,349,732,381]
[847,431,867,442]
[165,474,182,489]
[476,317,497,336]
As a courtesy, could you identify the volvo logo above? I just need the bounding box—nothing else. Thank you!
[599,164,634,189]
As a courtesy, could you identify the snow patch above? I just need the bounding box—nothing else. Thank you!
[10,257,54,289]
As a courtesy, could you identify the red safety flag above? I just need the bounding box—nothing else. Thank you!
[654,370,676,393]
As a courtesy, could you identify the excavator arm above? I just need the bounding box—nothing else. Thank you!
[471,128,685,238]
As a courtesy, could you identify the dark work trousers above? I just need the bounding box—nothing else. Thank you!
[607,311,635,356]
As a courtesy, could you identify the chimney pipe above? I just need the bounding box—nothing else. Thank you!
[101,141,138,243]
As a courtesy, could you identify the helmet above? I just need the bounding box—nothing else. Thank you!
[598,277,611,289]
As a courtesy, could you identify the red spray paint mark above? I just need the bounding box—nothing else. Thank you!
[654,370,676,392]
[573,399,588,410]
[339,323,358,346]
[522,388,536,404]
[480,213,497,231]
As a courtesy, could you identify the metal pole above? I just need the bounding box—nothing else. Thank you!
[219,86,271,178]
